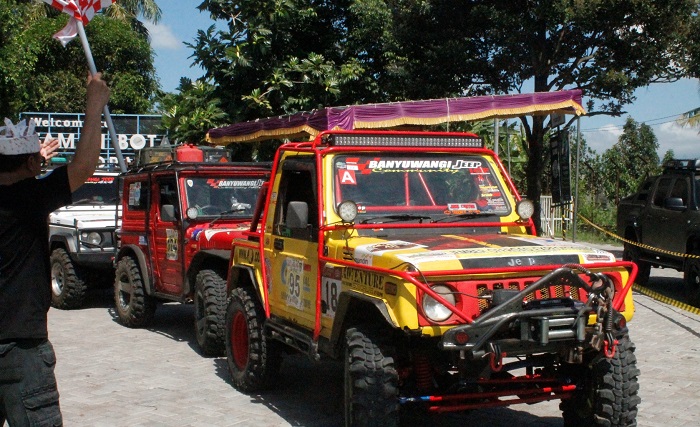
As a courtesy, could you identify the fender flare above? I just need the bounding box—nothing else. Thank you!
[187,249,231,294]
[48,234,72,253]
[328,292,396,356]
[227,264,259,296]
[116,244,153,295]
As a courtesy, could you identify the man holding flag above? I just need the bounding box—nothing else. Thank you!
[0,71,110,427]
[0,2,114,426]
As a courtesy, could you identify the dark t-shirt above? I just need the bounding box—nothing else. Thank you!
[0,166,72,341]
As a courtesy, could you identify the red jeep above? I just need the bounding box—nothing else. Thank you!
[114,146,270,355]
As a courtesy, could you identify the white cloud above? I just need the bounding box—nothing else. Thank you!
[656,122,700,158]
[145,22,182,50]
[581,123,621,153]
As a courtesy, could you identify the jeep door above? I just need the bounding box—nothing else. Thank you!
[642,175,688,254]
[265,156,319,331]
[150,176,185,295]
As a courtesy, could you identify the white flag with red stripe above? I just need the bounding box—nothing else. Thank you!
[43,0,116,46]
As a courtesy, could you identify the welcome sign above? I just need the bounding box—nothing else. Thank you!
[19,112,165,166]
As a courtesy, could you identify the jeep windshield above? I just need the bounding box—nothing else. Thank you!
[333,154,511,224]
[71,175,119,204]
[185,177,265,218]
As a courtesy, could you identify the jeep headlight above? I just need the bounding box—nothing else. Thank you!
[422,285,456,322]
[81,231,103,246]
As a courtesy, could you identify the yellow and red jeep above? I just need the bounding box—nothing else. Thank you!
[224,130,639,426]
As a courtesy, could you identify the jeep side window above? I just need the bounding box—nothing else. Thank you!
[158,178,179,221]
[127,180,149,210]
[652,177,672,207]
[273,158,317,240]
[636,179,654,202]
[669,177,689,206]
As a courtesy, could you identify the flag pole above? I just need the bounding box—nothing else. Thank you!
[76,20,127,172]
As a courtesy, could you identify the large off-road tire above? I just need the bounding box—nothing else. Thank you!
[622,241,650,285]
[225,287,282,392]
[194,269,227,356]
[50,248,87,310]
[344,327,399,427]
[683,250,700,307]
[114,256,156,328]
[561,335,641,427]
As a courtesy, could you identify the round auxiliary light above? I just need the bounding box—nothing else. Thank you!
[516,199,535,220]
[186,206,199,220]
[422,285,456,323]
[337,200,358,223]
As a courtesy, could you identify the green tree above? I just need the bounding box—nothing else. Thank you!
[0,0,159,118]
[191,0,697,233]
[601,117,660,204]
[158,78,227,144]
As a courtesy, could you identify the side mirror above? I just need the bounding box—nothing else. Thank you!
[161,204,176,221]
[286,201,309,229]
[663,197,686,211]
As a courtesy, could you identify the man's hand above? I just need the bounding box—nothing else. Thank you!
[40,139,59,162]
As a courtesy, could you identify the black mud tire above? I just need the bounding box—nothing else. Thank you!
[194,269,227,356]
[344,327,399,427]
[622,242,650,285]
[225,287,282,392]
[50,248,87,310]
[561,335,641,427]
[114,256,156,328]
[683,250,700,307]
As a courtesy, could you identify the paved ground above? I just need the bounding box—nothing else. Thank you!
[9,244,700,426]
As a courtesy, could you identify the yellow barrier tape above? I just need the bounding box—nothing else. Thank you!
[577,214,700,259]
[633,283,700,316]
[576,215,700,314]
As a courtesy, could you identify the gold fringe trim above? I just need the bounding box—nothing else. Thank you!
[207,100,586,145]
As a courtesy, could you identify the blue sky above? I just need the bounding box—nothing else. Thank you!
[146,1,700,158]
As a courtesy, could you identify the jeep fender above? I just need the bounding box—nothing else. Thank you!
[187,249,230,294]
[116,245,153,296]
[328,292,397,357]
[49,234,73,253]
[227,265,259,296]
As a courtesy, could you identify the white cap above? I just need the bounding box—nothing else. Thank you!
[0,118,40,155]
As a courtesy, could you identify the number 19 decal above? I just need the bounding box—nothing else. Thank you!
[321,277,340,319]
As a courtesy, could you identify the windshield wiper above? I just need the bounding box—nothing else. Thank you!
[431,212,497,223]
[360,214,432,224]
[208,208,248,226]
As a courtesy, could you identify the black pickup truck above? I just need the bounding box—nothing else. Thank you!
[616,159,700,306]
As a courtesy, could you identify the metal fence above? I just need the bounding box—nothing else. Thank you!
[540,196,573,237]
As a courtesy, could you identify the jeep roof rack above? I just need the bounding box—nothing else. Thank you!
[662,159,700,172]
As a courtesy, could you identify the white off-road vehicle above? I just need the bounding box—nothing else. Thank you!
[49,166,120,309]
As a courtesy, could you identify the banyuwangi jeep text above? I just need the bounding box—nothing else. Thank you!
[220,130,640,426]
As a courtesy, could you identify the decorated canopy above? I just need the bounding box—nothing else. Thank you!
[207,89,585,145]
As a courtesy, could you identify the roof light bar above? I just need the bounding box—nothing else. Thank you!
[325,133,484,148]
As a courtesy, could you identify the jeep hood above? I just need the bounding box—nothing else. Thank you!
[190,223,253,249]
[340,233,616,271]
[49,205,121,228]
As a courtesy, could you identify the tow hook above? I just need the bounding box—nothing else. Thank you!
[488,343,506,372]
[604,332,618,358]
